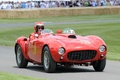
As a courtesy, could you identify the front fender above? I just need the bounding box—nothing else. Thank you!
[86,35,107,47]
[15,36,29,60]
[45,39,64,62]
[87,35,107,58]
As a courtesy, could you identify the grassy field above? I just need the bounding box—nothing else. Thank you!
[0,14,120,61]
[0,14,120,23]
[0,72,45,80]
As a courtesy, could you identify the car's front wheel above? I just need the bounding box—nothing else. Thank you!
[15,44,28,68]
[43,46,56,73]
[93,57,106,71]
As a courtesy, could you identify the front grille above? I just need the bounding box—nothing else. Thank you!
[67,50,97,60]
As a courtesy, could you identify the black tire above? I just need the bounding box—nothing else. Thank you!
[93,57,106,71]
[15,44,28,68]
[43,46,56,73]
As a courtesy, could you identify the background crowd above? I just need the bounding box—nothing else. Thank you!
[0,0,120,10]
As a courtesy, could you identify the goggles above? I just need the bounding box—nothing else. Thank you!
[37,25,44,30]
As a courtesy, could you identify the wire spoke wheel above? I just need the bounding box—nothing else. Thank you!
[15,44,28,68]
[16,46,22,64]
[44,51,50,69]
[43,46,56,73]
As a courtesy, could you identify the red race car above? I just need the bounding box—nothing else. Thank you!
[15,28,107,73]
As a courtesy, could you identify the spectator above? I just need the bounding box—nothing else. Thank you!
[99,0,107,6]
[0,2,2,9]
[96,0,100,6]
[76,1,81,7]
[114,0,118,5]
[51,1,57,8]
[103,0,107,6]
[68,1,73,7]
[21,2,26,8]
[1,0,120,9]
[46,2,50,8]
[88,0,92,6]
[91,0,97,7]
[25,2,29,8]
[84,0,89,7]
[18,2,22,9]
[61,1,65,7]
[100,0,104,6]
[14,2,17,9]
[40,1,46,8]
[1,2,8,10]
[27,1,32,8]
[31,1,35,8]
[110,0,115,6]
[118,0,120,5]
[6,2,13,10]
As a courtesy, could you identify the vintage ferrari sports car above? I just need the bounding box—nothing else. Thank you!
[15,28,107,73]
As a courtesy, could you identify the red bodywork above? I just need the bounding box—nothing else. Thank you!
[15,29,107,65]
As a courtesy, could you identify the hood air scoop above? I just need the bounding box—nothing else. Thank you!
[68,35,77,39]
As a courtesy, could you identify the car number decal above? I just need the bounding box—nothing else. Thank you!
[33,42,36,54]
[80,39,91,44]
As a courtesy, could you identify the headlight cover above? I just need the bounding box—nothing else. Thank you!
[58,47,65,55]
[99,45,106,52]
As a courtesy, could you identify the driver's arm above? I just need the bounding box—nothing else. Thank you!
[29,33,36,40]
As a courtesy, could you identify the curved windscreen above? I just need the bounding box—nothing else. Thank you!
[41,29,54,34]
[63,28,76,34]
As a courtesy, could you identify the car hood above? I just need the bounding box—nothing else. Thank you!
[53,35,99,50]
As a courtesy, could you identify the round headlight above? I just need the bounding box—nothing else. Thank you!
[99,45,106,52]
[58,47,65,55]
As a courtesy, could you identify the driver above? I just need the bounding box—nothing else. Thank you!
[29,22,44,40]
[34,22,44,35]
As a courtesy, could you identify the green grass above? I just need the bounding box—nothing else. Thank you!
[0,72,45,80]
[0,14,120,61]
[0,14,120,23]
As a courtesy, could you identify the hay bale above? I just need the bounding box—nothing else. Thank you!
[0,7,120,18]
[0,10,7,18]
[94,7,120,15]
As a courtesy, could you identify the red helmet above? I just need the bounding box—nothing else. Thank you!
[34,22,44,32]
